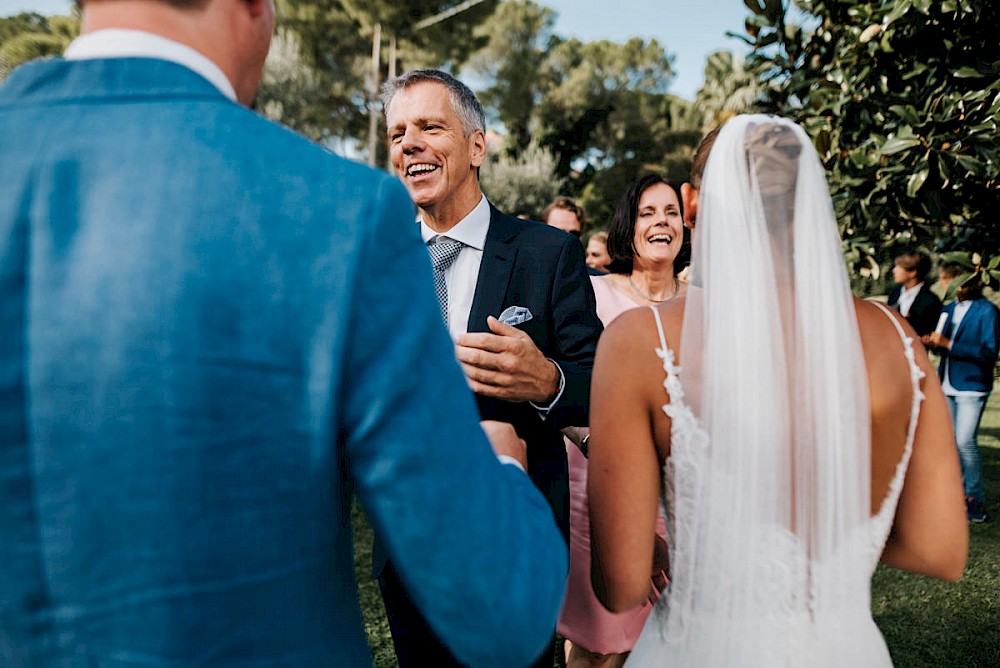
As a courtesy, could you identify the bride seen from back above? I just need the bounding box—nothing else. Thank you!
[587,115,967,667]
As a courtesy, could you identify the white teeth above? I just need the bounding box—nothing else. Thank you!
[649,234,673,243]
[407,163,438,176]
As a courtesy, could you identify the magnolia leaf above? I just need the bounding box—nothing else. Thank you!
[880,136,921,155]
[883,0,912,26]
[954,67,985,78]
[815,129,832,157]
[879,29,895,53]
[987,255,1000,270]
[888,104,920,124]
[954,154,983,171]
[958,272,980,287]
[906,167,929,197]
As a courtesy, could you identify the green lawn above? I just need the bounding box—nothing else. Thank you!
[872,382,1000,668]
[354,386,1000,667]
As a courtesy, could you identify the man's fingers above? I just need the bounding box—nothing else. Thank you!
[456,346,513,373]
[456,331,511,354]
[486,315,527,338]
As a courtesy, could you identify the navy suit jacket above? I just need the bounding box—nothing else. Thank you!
[888,282,943,337]
[938,298,1000,393]
[0,57,567,667]
[468,207,603,540]
[373,208,602,579]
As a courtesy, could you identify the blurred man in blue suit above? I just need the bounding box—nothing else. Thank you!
[0,1,567,666]
[924,275,1000,523]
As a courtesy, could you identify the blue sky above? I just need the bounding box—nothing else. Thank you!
[1,0,754,99]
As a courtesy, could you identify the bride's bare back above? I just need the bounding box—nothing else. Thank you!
[588,296,966,614]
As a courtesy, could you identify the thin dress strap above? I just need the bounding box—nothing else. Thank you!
[866,299,925,528]
[650,305,669,353]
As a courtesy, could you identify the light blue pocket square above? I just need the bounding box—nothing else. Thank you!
[498,305,533,327]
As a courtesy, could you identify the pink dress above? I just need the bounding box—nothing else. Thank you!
[557,275,669,654]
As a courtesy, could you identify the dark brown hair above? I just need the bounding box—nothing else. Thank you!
[895,250,933,282]
[689,125,723,189]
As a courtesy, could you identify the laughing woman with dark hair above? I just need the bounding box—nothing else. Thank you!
[558,173,685,668]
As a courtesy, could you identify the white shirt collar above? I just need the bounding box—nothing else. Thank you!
[64,29,238,102]
[419,195,490,251]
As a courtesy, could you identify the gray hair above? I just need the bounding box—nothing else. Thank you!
[381,69,485,137]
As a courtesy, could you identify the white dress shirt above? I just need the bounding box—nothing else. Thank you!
[896,281,924,317]
[64,29,238,102]
[420,195,491,341]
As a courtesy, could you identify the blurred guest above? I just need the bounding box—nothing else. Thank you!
[888,249,943,336]
[544,195,586,237]
[932,260,964,304]
[924,276,1000,523]
[586,231,612,273]
[0,2,567,666]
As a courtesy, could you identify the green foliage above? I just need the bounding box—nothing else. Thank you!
[480,139,565,219]
[257,29,335,143]
[469,0,557,154]
[0,12,79,80]
[694,49,772,128]
[533,36,674,177]
[937,250,1000,290]
[468,2,702,226]
[741,0,1000,260]
[273,0,495,148]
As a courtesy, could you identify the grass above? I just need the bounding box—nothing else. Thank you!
[872,381,1000,668]
[354,386,1000,667]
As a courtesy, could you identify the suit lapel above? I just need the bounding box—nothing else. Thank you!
[953,300,982,340]
[467,205,517,333]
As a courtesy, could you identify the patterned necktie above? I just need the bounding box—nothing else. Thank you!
[427,237,464,324]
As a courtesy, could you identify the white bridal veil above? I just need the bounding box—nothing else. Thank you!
[660,115,872,660]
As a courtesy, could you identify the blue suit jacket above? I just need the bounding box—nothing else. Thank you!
[0,57,566,667]
[938,298,1000,393]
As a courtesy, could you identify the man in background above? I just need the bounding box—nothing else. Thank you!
[380,69,603,668]
[888,249,943,336]
[0,2,567,666]
[543,196,586,238]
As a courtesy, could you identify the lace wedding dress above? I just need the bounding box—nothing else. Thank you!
[623,116,925,667]
[625,302,923,667]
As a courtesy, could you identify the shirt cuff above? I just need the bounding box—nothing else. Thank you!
[497,454,526,473]
[529,358,565,419]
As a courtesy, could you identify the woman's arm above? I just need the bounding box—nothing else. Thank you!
[881,337,968,581]
[588,307,669,611]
